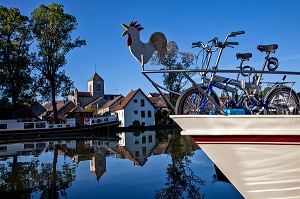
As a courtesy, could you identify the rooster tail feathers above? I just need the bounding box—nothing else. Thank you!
[149,32,167,61]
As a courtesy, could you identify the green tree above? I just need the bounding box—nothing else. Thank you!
[151,41,194,110]
[0,6,34,118]
[31,3,86,123]
[155,133,205,198]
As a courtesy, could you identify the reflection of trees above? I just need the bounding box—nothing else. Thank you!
[0,146,76,198]
[155,130,205,199]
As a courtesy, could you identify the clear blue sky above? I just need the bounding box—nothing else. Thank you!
[2,0,300,97]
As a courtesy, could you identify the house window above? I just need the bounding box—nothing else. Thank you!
[148,110,152,117]
[24,123,34,129]
[141,122,145,126]
[135,151,140,157]
[149,135,153,143]
[135,139,139,144]
[0,124,7,129]
[24,143,34,149]
[134,110,138,115]
[142,136,146,144]
[141,99,145,107]
[141,111,145,118]
[0,146,7,151]
[142,147,146,156]
[36,142,46,149]
[134,99,137,103]
[36,122,46,128]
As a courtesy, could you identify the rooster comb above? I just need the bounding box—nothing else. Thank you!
[129,21,144,31]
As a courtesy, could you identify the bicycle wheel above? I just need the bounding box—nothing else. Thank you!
[238,93,264,114]
[175,86,220,115]
[264,87,299,115]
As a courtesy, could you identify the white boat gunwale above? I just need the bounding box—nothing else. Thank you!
[170,114,300,136]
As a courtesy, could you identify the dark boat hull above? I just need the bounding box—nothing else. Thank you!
[0,121,120,140]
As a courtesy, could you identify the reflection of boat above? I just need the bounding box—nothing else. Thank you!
[212,164,230,184]
[0,115,120,138]
[198,143,300,199]
[170,115,300,198]
[170,115,300,143]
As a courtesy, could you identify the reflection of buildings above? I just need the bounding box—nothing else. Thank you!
[90,147,106,181]
[117,131,157,166]
[0,140,110,182]
[0,140,76,158]
[0,133,170,189]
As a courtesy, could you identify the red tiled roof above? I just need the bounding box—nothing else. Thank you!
[111,88,156,112]
[101,95,123,109]
[44,100,71,111]
[69,106,86,113]
[148,97,168,109]
[111,89,140,111]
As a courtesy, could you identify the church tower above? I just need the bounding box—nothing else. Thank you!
[88,72,104,98]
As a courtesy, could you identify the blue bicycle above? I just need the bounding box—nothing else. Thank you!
[175,33,299,115]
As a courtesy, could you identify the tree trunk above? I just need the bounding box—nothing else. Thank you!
[51,81,59,124]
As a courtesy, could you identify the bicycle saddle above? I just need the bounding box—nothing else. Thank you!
[236,53,252,60]
[257,44,278,52]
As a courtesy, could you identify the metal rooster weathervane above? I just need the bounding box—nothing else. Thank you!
[121,21,167,65]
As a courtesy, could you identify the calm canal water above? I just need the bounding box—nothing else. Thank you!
[0,130,243,199]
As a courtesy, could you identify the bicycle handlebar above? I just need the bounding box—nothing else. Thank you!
[214,41,239,48]
[192,41,202,46]
[229,31,245,37]
[227,41,239,45]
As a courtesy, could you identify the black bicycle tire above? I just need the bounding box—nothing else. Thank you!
[175,86,220,115]
[264,87,299,115]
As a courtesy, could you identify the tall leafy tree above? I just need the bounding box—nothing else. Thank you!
[31,3,86,123]
[151,41,194,109]
[0,6,34,118]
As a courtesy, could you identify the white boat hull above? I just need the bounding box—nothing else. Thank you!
[171,114,300,198]
[199,143,300,199]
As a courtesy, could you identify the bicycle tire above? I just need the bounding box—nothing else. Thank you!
[238,94,265,115]
[264,87,299,115]
[175,86,220,115]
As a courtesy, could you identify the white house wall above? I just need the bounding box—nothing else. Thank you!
[124,91,155,127]
[115,109,125,127]
[118,131,156,165]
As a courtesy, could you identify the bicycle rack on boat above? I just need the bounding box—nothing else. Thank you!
[141,60,300,116]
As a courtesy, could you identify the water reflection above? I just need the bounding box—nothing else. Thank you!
[117,131,156,166]
[154,131,205,198]
[0,140,77,198]
[0,131,242,198]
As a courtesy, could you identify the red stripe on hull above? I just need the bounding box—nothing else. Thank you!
[192,135,300,144]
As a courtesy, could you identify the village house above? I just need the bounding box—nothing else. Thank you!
[111,89,156,127]
[147,92,169,111]
[97,95,123,116]
[33,70,172,125]
[70,72,120,110]
[41,72,121,120]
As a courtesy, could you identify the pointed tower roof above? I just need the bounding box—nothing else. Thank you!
[88,72,103,82]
